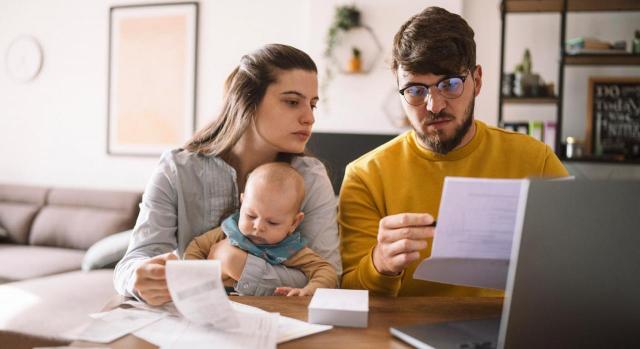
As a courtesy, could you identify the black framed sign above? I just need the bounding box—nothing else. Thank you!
[586,77,640,160]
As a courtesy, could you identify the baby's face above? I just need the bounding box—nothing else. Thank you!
[238,185,301,245]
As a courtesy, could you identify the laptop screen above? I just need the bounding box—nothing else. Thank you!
[499,180,640,348]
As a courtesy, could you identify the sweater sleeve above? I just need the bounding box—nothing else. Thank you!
[283,247,338,294]
[183,227,224,260]
[338,165,403,296]
[114,151,179,299]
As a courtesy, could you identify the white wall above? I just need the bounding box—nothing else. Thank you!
[1,0,639,190]
[309,0,462,134]
[0,0,312,191]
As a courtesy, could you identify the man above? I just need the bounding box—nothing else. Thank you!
[339,7,568,297]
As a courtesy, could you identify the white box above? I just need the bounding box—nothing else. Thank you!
[308,288,369,328]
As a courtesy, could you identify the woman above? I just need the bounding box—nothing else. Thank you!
[114,44,341,305]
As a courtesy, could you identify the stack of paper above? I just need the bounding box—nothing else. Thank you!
[71,260,331,348]
[308,288,369,328]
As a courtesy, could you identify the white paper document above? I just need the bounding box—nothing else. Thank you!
[276,315,333,343]
[133,301,328,348]
[71,259,322,348]
[72,308,165,343]
[165,260,239,330]
[135,311,279,349]
[414,177,529,290]
[121,298,180,316]
[229,301,333,343]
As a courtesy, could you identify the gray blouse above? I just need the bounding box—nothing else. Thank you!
[114,149,342,297]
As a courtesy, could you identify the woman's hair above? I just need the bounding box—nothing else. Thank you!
[392,6,475,76]
[184,44,317,156]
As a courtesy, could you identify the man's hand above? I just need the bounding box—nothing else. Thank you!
[372,213,435,276]
[133,252,178,306]
[210,239,248,281]
[273,286,312,297]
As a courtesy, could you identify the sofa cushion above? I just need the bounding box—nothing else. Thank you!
[29,188,141,250]
[0,204,42,244]
[0,185,48,244]
[0,245,85,283]
[0,184,48,204]
[82,229,132,271]
[0,269,115,342]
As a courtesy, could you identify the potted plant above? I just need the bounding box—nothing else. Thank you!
[322,5,362,98]
[325,5,361,58]
[348,47,362,73]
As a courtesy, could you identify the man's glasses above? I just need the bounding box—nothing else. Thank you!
[398,71,470,106]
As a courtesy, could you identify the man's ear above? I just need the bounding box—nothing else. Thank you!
[290,212,305,233]
[473,64,482,96]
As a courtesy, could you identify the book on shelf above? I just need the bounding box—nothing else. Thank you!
[543,121,556,152]
[502,121,553,147]
[528,121,543,142]
[566,47,628,55]
[566,37,610,49]
[565,36,628,55]
[502,122,529,136]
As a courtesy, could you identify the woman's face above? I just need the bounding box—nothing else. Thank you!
[252,69,319,154]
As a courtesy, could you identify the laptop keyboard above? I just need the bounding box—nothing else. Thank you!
[459,341,496,349]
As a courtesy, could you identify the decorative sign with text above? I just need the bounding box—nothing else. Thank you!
[586,77,640,159]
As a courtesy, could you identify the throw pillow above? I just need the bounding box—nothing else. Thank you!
[82,229,132,271]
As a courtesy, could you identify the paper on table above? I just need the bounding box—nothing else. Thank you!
[414,177,529,290]
[229,301,332,343]
[132,315,187,347]
[133,300,330,347]
[165,260,239,330]
[71,308,165,343]
[121,298,180,316]
[135,311,278,349]
[276,315,333,343]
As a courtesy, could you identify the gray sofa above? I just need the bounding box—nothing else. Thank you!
[0,184,142,348]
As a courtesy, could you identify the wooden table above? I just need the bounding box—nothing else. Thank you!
[74,296,503,349]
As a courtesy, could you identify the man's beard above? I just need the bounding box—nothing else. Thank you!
[415,96,475,155]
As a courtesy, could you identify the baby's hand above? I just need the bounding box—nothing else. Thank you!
[273,287,312,297]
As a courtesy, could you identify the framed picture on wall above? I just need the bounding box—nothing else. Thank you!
[107,2,198,156]
[585,77,640,160]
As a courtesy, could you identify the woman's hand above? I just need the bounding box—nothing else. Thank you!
[133,252,178,305]
[372,213,435,276]
[210,239,248,281]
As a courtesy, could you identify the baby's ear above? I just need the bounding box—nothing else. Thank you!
[240,192,244,203]
[290,212,305,232]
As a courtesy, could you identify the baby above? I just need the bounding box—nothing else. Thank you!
[184,162,337,296]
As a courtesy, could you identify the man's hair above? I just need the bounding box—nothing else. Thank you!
[392,6,475,76]
[245,162,305,211]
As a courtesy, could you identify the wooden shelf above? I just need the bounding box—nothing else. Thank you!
[500,0,640,164]
[504,0,640,13]
[502,96,559,104]
[564,54,640,66]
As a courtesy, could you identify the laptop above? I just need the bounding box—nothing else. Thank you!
[391,180,640,349]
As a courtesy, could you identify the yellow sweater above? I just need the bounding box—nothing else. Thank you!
[339,120,568,297]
